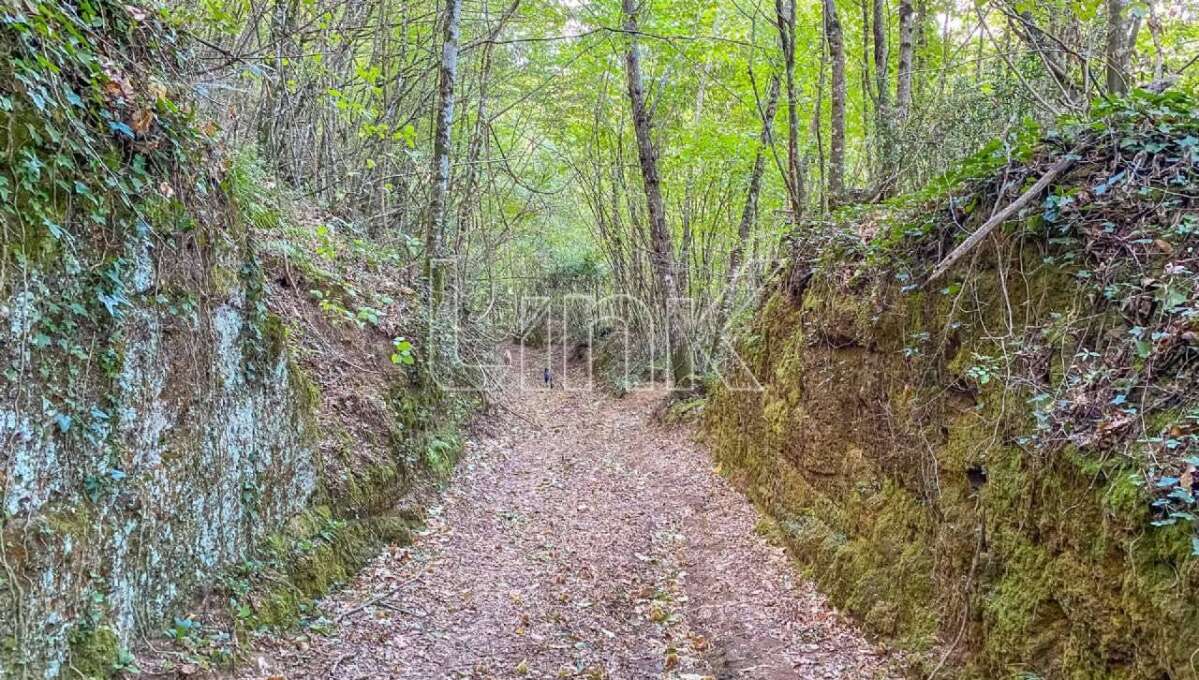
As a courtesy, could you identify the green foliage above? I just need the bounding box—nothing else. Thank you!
[225,149,284,230]
[425,434,459,475]
[1,1,197,264]
[0,0,210,463]
[390,336,414,365]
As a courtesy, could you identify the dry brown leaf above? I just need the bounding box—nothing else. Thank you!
[131,108,155,135]
[147,78,168,102]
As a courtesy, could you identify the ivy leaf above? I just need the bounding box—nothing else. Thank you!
[1135,340,1152,359]
[1169,488,1195,504]
[97,291,126,317]
[1164,286,1189,310]
[54,413,72,433]
[108,121,134,139]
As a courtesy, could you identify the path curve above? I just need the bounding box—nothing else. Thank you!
[239,351,896,679]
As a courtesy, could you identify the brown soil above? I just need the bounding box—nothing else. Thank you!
[234,349,898,679]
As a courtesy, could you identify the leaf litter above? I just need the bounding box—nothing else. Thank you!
[231,349,899,679]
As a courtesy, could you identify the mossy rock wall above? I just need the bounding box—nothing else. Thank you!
[0,213,469,678]
[0,4,478,676]
[0,224,321,676]
[705,256,1199,678]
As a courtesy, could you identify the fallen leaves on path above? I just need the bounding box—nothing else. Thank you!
[234,350,898,679]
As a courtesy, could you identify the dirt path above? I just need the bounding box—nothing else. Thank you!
[239,353,896,679]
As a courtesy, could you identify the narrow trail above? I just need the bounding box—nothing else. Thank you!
[241,350,896,679]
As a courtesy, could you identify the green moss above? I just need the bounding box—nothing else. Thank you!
[237,506,419,631]
[288,357,321,426]
[41,504,94,544]
[1103,469,1147,521]
[342,463,402,515]
[705,248,1199,676]
[981,537,1056,652]
[66,625,121,679]
[262,313,289,360]
[208,263,241,297]
[663,397,706,424]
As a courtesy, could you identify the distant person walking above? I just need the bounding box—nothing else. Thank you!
[543,367,554,389]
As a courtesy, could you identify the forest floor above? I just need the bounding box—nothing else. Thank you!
[234,348,898,679]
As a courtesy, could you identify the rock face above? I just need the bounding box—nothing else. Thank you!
[1,218,321,675]
[706,97,1199,678]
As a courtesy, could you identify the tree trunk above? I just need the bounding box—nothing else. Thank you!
[1105,0,1129,95]
[424,0,463,369]
[1106,0,1132,95]
[425,0,463,298]
[622,0,694,390]
[454,0,520,261]
[896,0,915,120]
[873,0,895,195]
[775,0,805,222]
[1007,8,1080,105]
[736,75,781,272]
[824,0,846,199]
[857,0,874,170]
[708,75,780,364]
[873,0,889,114]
